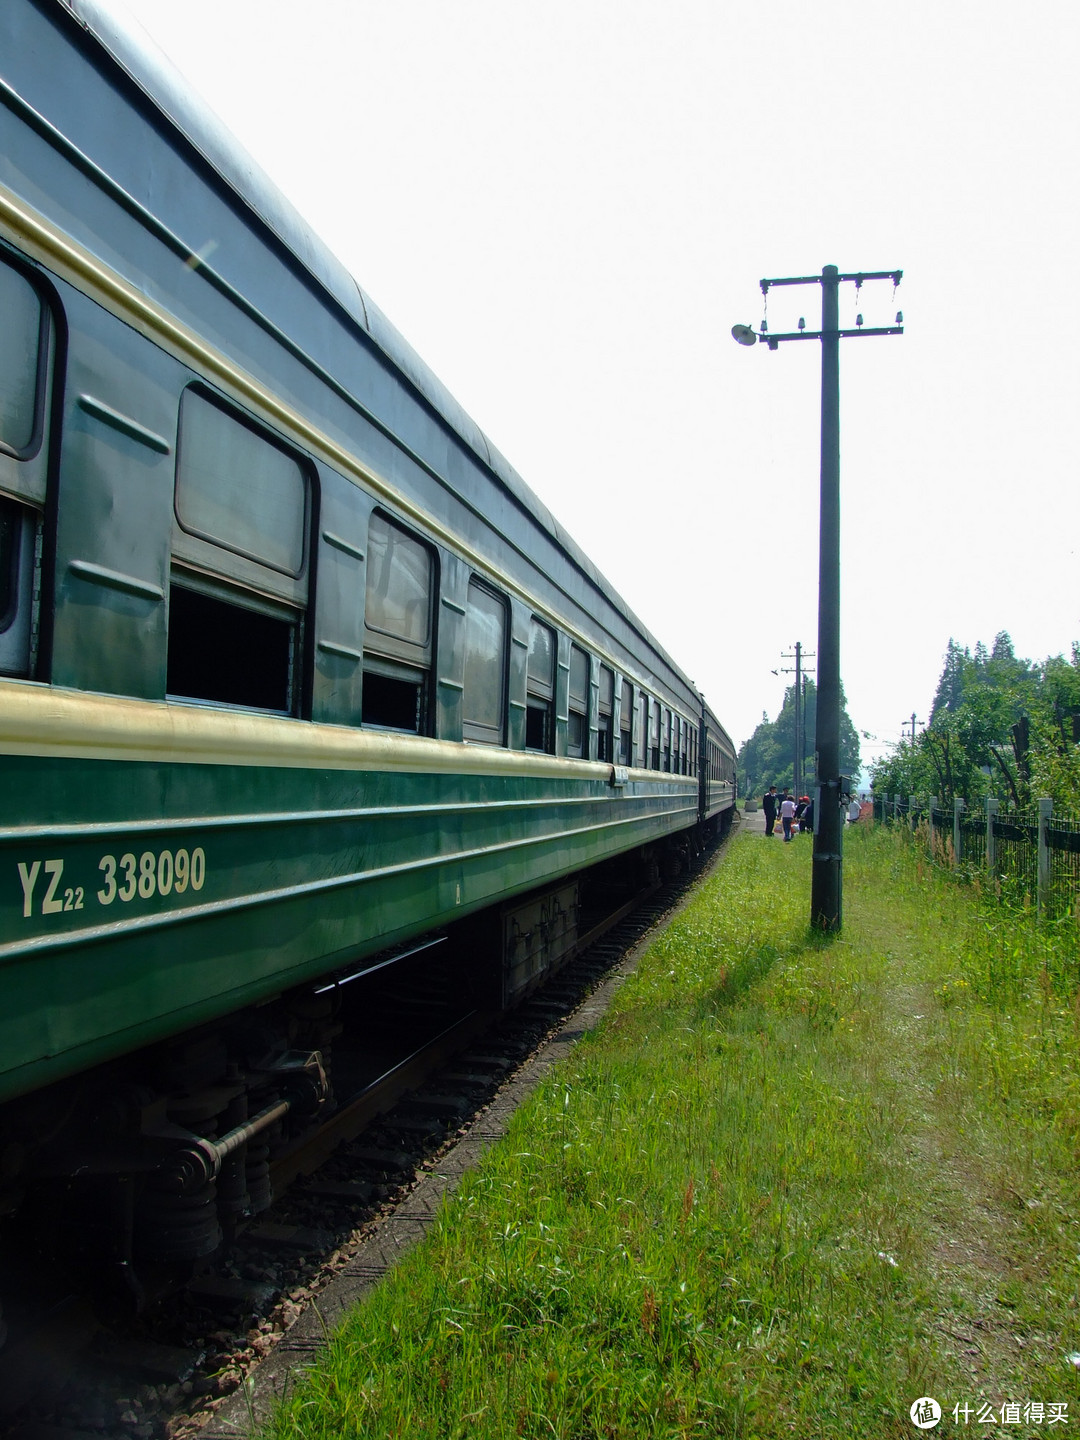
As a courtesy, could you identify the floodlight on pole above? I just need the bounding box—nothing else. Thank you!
[733,265,903,932]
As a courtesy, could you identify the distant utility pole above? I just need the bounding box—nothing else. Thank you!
[733,264,904,932]
[778,643,815,798]
[902,713,923,746]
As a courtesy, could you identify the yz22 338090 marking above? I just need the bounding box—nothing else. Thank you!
[17,848,207,919]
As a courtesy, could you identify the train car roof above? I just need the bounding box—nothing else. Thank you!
[54,0,706,707]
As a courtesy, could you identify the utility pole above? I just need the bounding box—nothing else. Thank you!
[779,643,815,798]
[902,713,923,746]
[733,265,903,932]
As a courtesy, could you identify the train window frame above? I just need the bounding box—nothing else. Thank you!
[362,511,436,736]
[619,678,633,766]
[638,691,649,768]
[525,616,556,753]
[597,664,614,763]
[649,698,660,770]
[462,577,508,746]
[0,254,51,471]
[567,643,589,759]
[168,388,313,716]
[173,386,311,591]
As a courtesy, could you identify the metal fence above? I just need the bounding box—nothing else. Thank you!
[872,793,1080,921]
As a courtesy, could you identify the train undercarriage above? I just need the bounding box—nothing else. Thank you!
[0,826,721,1344]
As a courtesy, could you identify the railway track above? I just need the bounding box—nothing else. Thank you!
[0,827,732,1440]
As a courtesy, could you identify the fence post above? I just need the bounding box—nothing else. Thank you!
[893,793,900,823]
[1037,796,1053,918]
[986,796,999,876]
[953,796,964,868]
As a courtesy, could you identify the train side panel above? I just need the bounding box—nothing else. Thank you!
[0,0,734,1119]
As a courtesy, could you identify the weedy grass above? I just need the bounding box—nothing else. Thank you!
[260,826,1080,1439]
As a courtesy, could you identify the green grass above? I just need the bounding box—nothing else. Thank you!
[259,826,1080,1439]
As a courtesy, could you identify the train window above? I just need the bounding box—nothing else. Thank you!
[567,645,589,758]
[0,497,34,676]
[167,583,294,712]
[649,698,660,770]
[526,618,555,752]
[0,504,13,630]
[662,708,672,772]
[0,264,45,459]
[638,691,649,768]
[597,665,614,762]
[175,390,307,576]
[463,579,507,745]
[362,513,434,733]
[619,679,633,765]
[169,391,309,713]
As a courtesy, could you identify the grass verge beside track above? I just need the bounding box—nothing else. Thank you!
[258,824,1080,1439]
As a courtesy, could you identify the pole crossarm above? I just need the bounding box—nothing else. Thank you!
[760,269,902,291]
[761,325,903,347]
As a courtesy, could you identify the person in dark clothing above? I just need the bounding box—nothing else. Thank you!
[762,785,779,836]
[801,796,814,833]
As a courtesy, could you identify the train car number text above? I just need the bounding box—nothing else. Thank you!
[16,848,207,919]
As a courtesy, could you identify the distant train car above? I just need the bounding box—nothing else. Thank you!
[0,0,735,1287]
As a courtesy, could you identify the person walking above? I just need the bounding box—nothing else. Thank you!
[780,790,798,842]
[762,785,779,836]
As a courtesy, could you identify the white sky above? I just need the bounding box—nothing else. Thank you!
[114,0,1080,770]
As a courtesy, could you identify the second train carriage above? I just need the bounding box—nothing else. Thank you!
[0,0,736,1281]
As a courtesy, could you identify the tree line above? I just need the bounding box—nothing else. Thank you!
[737,678,861,801]
[870,632,1080,812]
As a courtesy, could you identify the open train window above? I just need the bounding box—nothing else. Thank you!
[526,618,555,753]
[463,579,507,745]
[619,679,633,765]
[167,583,294,711]
[567,645,589,758]
[0,497,35,677]
[169,389,309,713]
[597,665,614,762]
[362,512,434,733]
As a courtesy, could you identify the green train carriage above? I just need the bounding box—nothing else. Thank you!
[0,0,735,1287]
